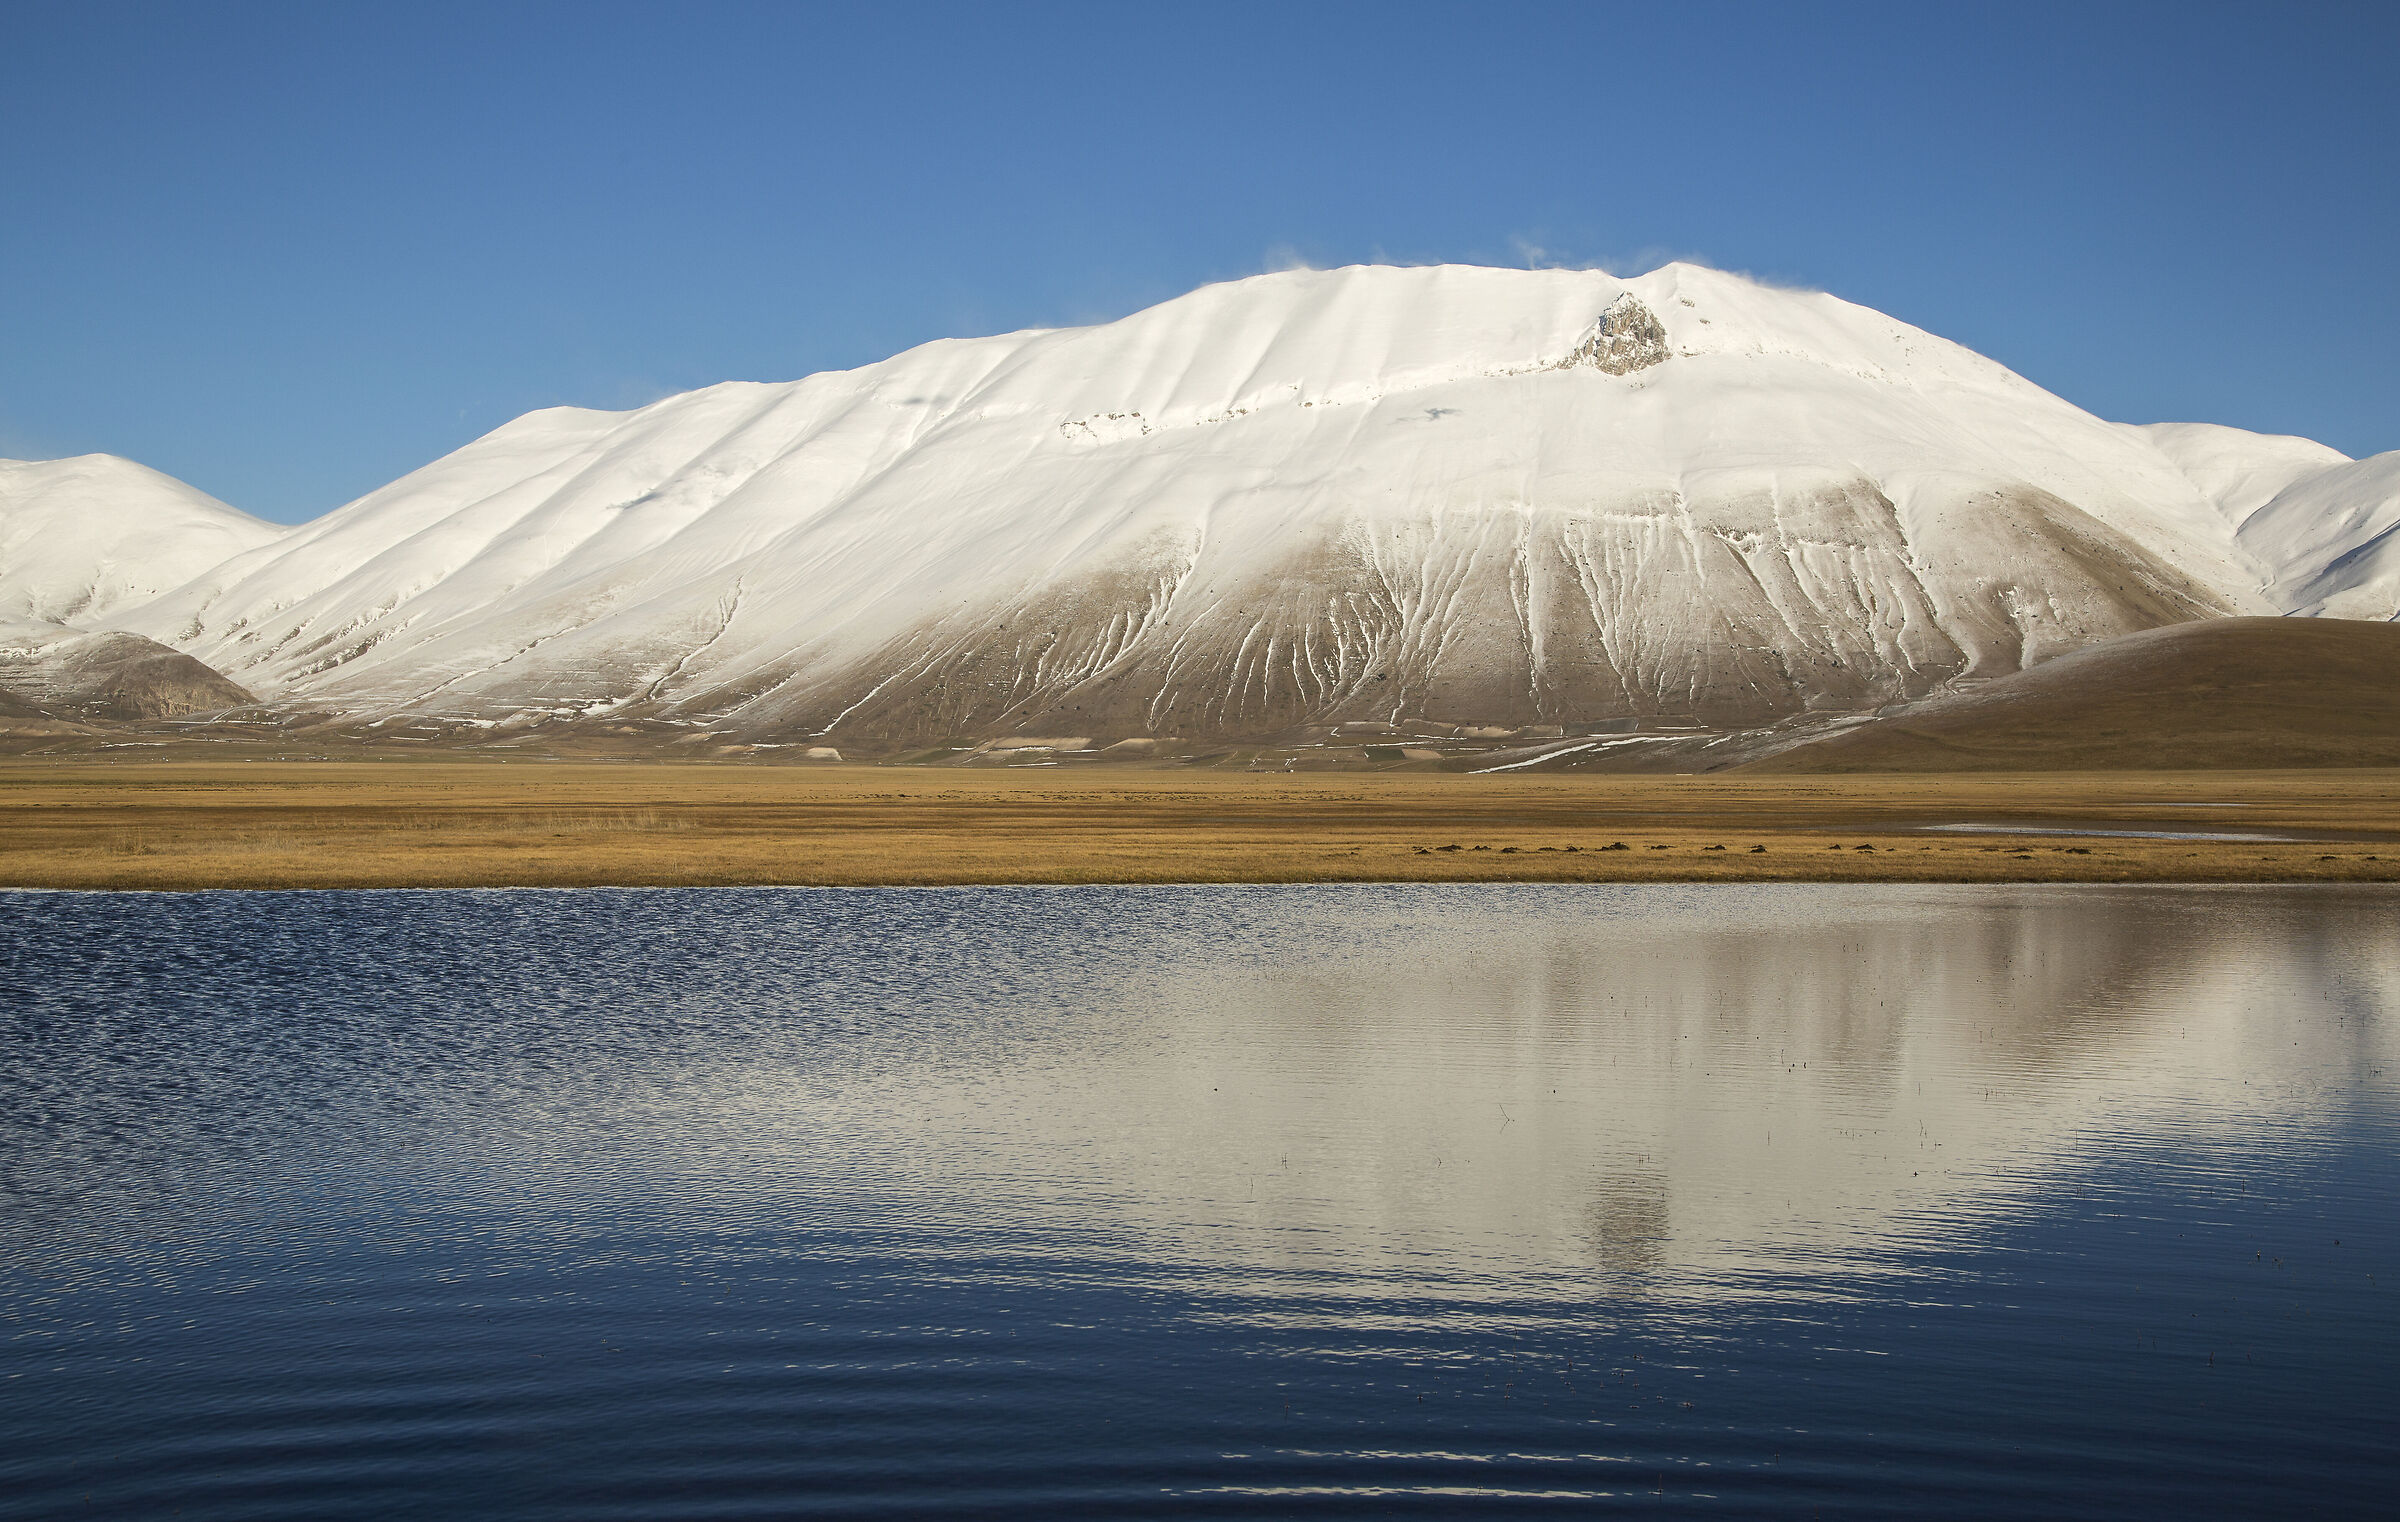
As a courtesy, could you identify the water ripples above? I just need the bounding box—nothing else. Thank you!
[3,883,2396,1517]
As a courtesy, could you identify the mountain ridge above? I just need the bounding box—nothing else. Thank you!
[4,263,2394,756]
[0,454,285,627]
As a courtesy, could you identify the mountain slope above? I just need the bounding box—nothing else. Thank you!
[2130,421,2351,525]
[107,263,2278,749]
[2132,422,2400,620]
[0,616,257,721]
[1746,617,2400,772]
[0,455,285,626]
[2235,451,2400,619]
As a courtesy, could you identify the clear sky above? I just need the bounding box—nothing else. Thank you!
[4,0,2395,523]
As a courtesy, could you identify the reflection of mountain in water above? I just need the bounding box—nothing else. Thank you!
[747,886,2399,1305]
[4,884,2394,1314]
[1584,1166,1671,1290]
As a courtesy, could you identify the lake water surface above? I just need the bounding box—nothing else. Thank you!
[3,884,2395,1518]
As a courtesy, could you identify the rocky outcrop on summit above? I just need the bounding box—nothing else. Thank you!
[1559,293,1670,375]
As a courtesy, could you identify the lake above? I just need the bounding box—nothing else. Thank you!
[2,884,2394,1518]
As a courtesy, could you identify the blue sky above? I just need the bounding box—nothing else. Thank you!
[3,0,2395,523]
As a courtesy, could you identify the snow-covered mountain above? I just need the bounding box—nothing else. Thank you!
[11,263,2392,748]
[2240,452,2400,619]
[0,454,285,627]
[2129,422,2351,524]
[2135,422,2400,619]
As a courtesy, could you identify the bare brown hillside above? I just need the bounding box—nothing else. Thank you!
[1750,618,2400,773]
[0,629,255,721]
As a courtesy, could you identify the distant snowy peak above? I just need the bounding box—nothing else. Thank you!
[0,455,285,626]
[2127,421,2399,619]
[2130,421,2351,523]
[2238,451,2400,619]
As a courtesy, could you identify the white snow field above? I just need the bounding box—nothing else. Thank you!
[8,263,2393,746]
[0,455,285,627]
[2231,453,2400,619]
[2133,422,2400,619]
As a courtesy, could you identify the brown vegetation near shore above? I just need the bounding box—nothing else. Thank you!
[2,759,2397,890]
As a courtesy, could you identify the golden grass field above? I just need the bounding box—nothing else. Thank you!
[3,759,2397,890]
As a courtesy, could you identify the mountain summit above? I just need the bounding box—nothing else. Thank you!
[8,264,2393,753]
[0,455,282,627]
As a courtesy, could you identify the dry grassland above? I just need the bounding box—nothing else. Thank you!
[3,760,2398,890]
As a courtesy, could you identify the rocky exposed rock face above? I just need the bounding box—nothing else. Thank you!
[0,623,256,721]
[1558,293,1670,375]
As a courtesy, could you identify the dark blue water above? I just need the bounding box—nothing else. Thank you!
[2,884,2394,1518]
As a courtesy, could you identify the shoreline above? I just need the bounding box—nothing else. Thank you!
[4,869,2400,893]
